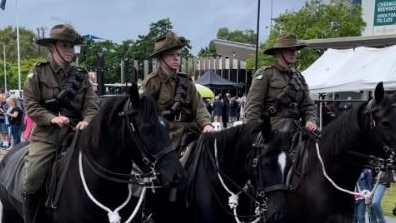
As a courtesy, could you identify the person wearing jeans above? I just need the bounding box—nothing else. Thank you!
[370,171,392,223]
[354,168,373,223]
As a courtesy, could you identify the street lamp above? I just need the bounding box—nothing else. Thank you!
[255,0,261,72]
[74,45,81,66]
[96,48,107,96]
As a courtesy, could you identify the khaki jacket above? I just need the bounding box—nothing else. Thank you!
[143,69,211,147]
[245,63,317,130]
[23,59,99,143]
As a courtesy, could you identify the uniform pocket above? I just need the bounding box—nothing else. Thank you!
[40,78,61,102]
[268,78,287,99]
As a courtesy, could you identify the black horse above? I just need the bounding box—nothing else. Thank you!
[144,118,287,223]
[282,82,396,223]
[0,84,187,223]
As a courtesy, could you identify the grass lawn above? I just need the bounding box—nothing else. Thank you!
[383,183,396,217]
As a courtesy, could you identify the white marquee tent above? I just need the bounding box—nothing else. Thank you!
[302,45,396,94]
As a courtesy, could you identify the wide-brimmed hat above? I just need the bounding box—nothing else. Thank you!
[150,32,188,58]
[264,33,307,55]
[36,24,84,46]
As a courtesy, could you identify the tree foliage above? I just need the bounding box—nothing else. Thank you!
[246,0,365,71]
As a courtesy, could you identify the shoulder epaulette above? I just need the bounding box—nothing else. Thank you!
[35,61,49,67]
[254,66,273,80]
[76,67,87,72]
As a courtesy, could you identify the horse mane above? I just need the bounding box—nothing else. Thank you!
[81,93,160,152]
[320,101,367,156]
[82,95,128,151]
[201,121,263,151]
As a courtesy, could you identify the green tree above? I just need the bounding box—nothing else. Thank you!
[246,0,365,71]
[130,18,174,61]
[77,18,193,84]
[0,26,43,90]
[0,26,39,62]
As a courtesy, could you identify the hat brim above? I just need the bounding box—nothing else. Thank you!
[36,38,57,46]
[36,38,84,47]
[149,45,185,58]
[264,44,307,55]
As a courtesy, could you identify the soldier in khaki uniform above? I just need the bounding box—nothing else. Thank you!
[244,33,318,221]
[143,32,214,151]
[22,24,99,223]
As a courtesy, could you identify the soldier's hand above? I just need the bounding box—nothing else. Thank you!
[202,124,215,133]
[51,116,70,127]
[75,121,89,130]
[305,121,317,132]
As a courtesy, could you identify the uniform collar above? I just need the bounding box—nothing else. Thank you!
[273,62,296,75]
[49,57,69,76]
[158,68,177,83]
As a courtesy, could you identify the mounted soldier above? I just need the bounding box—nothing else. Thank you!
[22,24,99,223]
[142,32,214,154]
[244,33,318,221]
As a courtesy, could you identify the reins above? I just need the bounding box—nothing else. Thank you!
[78,98,174,223]
[204,138,264,223]
[313,98,395,198]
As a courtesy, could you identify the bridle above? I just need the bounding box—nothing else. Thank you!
[203,134,272,223]
[345,99,396,171]
[80,97,175,186]
[77,97,177,223]
[313,98,396,198]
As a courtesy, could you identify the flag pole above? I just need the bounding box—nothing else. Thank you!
[16,0,21,96]
[3,46,7,93]
[255,0,261,72]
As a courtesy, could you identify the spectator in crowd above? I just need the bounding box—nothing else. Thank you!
[204,99,213,121]
[229,96,238,123]
[354,168,373,223]
[370,170,392,223]
[5,96,23,146]
[0,93,10,148]
[212,95,222,122]
[239,93,247,120]
[221,93,229,128]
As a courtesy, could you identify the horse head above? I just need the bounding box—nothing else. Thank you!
[124,83,187,188]
[85,83,186,189]
[362,82,396,168]
[245,118,287,223]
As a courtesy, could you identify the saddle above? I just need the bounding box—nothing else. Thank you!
[0,131,80,208]
[178,131,199,163]
[286,129,320,190]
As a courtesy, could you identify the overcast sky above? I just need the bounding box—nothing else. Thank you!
[0,0,309,55]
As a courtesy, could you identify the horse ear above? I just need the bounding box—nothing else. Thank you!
[261,115,272,138]
[374,82,384,102]
[129,82,140,108]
